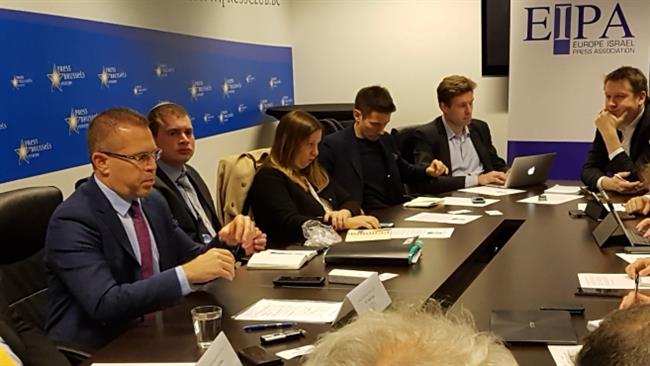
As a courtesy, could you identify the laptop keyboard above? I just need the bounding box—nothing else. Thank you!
[627,228,650,246]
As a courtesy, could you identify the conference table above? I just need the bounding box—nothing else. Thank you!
[85,182,635,365]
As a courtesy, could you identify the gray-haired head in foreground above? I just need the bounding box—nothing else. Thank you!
[303,302,517,366]
[576,304,650,366]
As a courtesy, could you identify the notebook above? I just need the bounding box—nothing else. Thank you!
[247,249,318,270]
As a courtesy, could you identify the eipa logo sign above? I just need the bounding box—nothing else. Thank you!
[523,3,636,56]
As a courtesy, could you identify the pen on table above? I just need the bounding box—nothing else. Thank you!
[243,322,297,332]
[635,272,640,300]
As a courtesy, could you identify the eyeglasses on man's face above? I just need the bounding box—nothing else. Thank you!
[100,149,162,163]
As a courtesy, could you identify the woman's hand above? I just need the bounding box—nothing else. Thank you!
[344,215,380,230]
[324,209,352,230]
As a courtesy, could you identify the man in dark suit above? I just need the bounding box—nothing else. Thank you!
[147,102,266,252]
[581,66,650,193]
[319,85,447,210]
[412,75,507,194]
[46,108,251,350]
[1,276,70,366]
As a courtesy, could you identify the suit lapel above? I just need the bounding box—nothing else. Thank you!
[186,167,219,227]
[141,198,173,271]
[87,178,138,263]
[156,169,196,220]
[435,118,453,171]
[344,127,364,179]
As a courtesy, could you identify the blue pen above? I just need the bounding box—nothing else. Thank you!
[243,322,296,332]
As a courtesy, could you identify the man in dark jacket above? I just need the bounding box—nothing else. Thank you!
[412,75,507,194]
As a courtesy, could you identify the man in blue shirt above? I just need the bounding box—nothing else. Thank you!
[412,75,508,193]
[45,108,251,349]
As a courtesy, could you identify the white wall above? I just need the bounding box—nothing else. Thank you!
[0,0,292,197]
[290,0,508,153]
[1,0,510,197]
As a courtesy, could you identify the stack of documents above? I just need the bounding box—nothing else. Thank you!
[247,249,318,270]
[403,196,444,208]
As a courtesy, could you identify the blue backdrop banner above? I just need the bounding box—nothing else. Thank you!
[0,9,293,183]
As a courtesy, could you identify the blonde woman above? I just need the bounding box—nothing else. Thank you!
[248,110,379,247]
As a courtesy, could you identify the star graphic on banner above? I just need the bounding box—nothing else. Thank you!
[98,67,110,88]
[222,81,230,96]
[269,79,274,88]
[65,109,80,134]
[47,65,62,92]
[133,86,139,95]
[218,112,226,124]
[14,140,30,164]
[155,65,163,78]
[258,101,266,112]
[245,74,254,83]
[10,76,19,89]
[203,113,211,123]
[189,82,198,101]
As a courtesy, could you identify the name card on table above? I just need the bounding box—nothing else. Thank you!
[333,273,391,324]
[197,332,242,366]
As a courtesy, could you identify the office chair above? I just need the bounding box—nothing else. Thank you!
[0,186,90,364]
[391,124,423,164]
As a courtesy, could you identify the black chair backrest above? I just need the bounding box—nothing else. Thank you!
[391,124,422,164]
[319,118,344,136]
[0,186,63,330]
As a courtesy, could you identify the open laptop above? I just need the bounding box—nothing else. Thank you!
[498,153,556,188]
[592,191,650,247]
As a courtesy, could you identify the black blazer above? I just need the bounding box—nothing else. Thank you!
[248,166,362,247]
[0,283,70,366]
[582,99,650,190]
[154,165,222,243]
[412,117,507,193]
[318,126,429,209]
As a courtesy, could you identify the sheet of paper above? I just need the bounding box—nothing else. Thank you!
[485,210,503,216]
[345,228,454,242]
[345,229,392,242]
[547,345,582,366]
[544,184,582,195]
[616,253,649,264]
[197,332,242,366]
[402,196,444,208]
[276,345,315,360]
[458,186,526,196]
[442,196,499,207]
[378,273,399,282]
[405,212,481,225]
[577,203,625,212]
[390,227,454,239]
[233,299,343,323]
[578,273,650,289]
[448,209,473,215]
[518,194,582,205]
